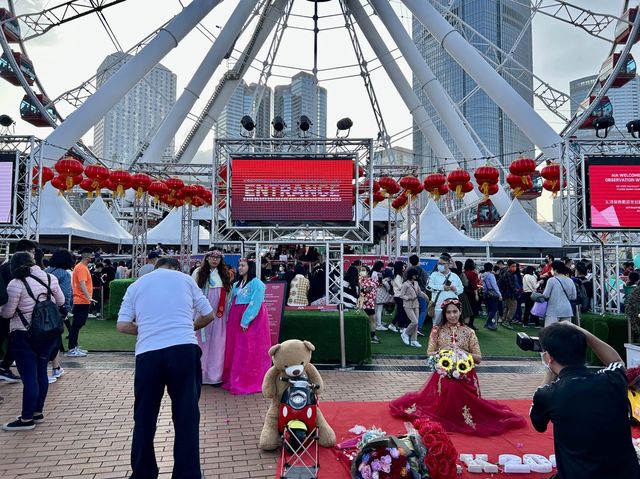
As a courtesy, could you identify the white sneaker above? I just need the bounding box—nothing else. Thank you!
[51,368,64,379]
[65,348,87,357]
[400,332,410,346]
[376,325,388,331]
[399,328,406,334]
[387,324,399,333]
[48,376,57,384]
[76,347,88,354]
[410,340,422,348]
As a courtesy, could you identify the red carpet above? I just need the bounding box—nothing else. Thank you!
[276,400,555,478]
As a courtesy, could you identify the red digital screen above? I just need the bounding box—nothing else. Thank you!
[587,157,640,229]
[230,158,354,221]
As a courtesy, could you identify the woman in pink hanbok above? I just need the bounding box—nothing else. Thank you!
[222,259,272,395]
[193,249,231,385]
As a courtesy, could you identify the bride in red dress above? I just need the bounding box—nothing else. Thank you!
[389,298,526,436]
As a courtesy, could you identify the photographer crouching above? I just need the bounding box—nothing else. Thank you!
[528,322,640,479]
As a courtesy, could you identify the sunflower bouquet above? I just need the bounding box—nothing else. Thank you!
[428,347,474,379]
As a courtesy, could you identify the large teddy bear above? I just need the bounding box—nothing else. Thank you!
[259,339,336,450]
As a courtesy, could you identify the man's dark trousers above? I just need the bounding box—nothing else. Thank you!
[69,304,90,350]
[131,343,202,479]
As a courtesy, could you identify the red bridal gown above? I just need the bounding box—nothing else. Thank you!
[389,324,527,436]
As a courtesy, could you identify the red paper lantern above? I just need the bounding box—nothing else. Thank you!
[474,165,500,199]
[165,177,184,198]
[109,170,131,198]
[191,196,206,208]
[507,173,532,198]
[84,165,110,195]
[50,175,67,194]
[437,184,450,197]
[391,194,408,211]
[200,190,213,205]
[378,176,400,196]
[130,173,152,199]
[423,173,447,199]
[148,180,169,202]
[541,163,565,196]
[399,176,422,198]
[101,179,114,192]
[461,182,474,194]
[31,166,54,190]
[55,157,84,190]
[509,158,536,186]
[447,169,471,199]
[180,184,200,205]
[79,177,96,198]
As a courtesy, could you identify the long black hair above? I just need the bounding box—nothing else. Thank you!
[236,259,256,287]
[196,251,231,292]
[10,252,35,279]
[344,265,359,291]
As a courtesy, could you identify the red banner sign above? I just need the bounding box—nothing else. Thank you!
[587,157,640,229]
[264,281,287,346]
[231,158,354,221]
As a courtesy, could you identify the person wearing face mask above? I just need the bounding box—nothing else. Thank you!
[390,298,526,436]
[427,253,464,326]
[531,322,640,479]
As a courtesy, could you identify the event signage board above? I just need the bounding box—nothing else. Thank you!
[230,157,355,222]
[264,281,287,346]
[585,156,640,230]
[0,151,16,224]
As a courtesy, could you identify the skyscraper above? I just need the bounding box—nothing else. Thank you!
[569,74,640,139]
[216,80,272,139]
[412,1,534,176]
[93,53,177,166]
[274,72,327,138]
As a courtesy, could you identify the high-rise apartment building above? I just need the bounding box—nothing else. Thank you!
[216,81,272,139]
[93,53,177,166]
[569,74,640,139]
[412,1,534,172]
[274,72,327,138]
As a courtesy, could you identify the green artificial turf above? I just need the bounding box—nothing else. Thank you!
[75,317,137,352]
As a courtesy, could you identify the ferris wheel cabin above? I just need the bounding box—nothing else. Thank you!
[0,51,35,86]
[0,8,20,43]
[20,94,55,127]
[598,53,636,88]
[578,96,613,130]
[471,200,501,228]
[516,172,543,201]
[615,7,639,45]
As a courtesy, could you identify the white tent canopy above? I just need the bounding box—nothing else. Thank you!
[481,199,561,248]
[81,197,132,242]
[147,207,210,245]
[34,184,119,243]
[400,200,485,248]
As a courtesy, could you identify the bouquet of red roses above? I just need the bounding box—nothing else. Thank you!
[412,418,458,479]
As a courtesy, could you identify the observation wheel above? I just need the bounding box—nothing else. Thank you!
[0,0,638,234]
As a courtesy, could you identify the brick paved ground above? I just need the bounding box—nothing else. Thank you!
[0,354,544,479]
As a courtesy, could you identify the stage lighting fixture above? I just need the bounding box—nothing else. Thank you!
[627,119,640,138]
[272,116,286,132]
[0,115,14,127]
[336,117,353,137]
[240,115,255,132]
[298,115,312,132]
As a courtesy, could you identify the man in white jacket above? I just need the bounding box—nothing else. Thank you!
[427,253,464,326]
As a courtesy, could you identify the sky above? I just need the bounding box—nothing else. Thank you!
[0,0,631,221]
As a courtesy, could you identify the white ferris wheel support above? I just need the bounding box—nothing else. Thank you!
[346,0,481,207]
[367,0,511,215]
[133,0,257,167]
[39,0,222,164]
[402,0,562,162]
[176,0,290,164]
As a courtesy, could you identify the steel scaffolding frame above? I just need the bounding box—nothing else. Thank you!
[130,193,149,277]
[559,139,640,313]
[0,136,40,242]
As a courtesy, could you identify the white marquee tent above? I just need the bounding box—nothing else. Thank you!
[481,199,561,248]
[34,184,120,244]
[400,200,486,248]
[81,197,132,243]
[147,207,210,245]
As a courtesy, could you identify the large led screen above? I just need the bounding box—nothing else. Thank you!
[0,152,15,224]
[586,156,640,229]
[230,158,355,222]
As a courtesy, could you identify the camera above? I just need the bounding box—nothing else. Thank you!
[516,332,542,352]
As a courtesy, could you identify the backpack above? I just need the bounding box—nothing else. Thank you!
[572,277,589,312]
[16,274,63,342]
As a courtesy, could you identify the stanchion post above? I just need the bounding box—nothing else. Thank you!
[339,303,347,370]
